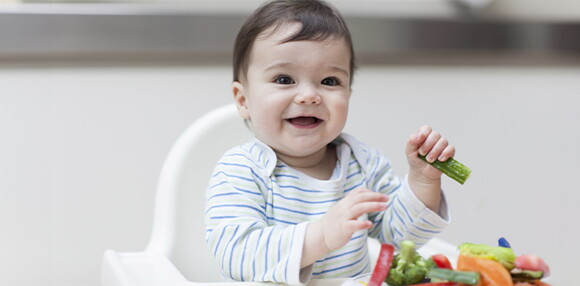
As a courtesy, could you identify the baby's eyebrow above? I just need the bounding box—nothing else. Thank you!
[264,62,294,72]
[264,62,296,75]
[265,62,349,77]
[329,65,349,78]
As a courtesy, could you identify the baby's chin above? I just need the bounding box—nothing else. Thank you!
[257,129,340,156]
[272,141,332,160]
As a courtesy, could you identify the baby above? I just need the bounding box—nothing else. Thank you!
[205,0,454,284]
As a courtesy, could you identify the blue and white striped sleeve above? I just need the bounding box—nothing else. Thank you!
[364,147,450,249]
[205,150,308,285]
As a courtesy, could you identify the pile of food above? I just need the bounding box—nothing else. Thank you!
[368,238,551,286]
[364,157,552,285]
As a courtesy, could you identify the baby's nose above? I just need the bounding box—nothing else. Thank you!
[294,89,321,105]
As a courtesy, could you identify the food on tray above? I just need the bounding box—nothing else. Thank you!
[458,242,516,270]
[428,268,480,284]
[368,238,551,286]
[368,244,395,286]
[384,240,432,285]
[515,254,550,277]
[457,254,511,285]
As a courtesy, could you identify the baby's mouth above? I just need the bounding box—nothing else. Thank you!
[286,116,322,128]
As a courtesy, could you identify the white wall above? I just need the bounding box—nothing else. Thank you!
[1,64,578,285]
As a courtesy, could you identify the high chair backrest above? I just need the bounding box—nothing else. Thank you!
[145,103,253,282]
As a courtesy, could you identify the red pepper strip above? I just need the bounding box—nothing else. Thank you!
[431,254,453,269]
[408,283,458,286]
[367,244,395,286]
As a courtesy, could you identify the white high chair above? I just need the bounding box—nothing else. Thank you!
[101,103,458,286]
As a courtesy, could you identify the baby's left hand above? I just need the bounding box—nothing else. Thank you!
[406,125,455,182]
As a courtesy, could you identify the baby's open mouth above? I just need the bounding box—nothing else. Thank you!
[287,116,322,127]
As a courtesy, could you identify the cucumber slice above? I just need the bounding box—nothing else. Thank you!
[418,154,471,185]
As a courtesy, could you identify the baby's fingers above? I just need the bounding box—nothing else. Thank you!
[343,220,372,234]
[406,125,431,156]
[348,201,388,219]
[424,136,448,162]
[437,144,456,162]
[418,130,442,157]
[346,188,388,204]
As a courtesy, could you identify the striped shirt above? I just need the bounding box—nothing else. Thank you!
[205,133,449,285]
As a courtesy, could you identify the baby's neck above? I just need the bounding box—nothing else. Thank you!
[278,145,337,180]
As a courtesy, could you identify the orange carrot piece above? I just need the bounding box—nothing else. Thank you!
[457,255,513,286]
[514,282,552,286]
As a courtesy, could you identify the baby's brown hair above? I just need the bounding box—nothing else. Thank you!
[233,0,356,84]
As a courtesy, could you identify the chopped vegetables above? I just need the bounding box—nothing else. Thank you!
[409,283,457,286]
[457,254,514,286]
[368,244,395,286]
[515,255,550,277]
[514,282,551,286]
[428,268,480,285]
[430,254,452,270]
[459,243,516,270]
[386,240,430,285]
[511,269,544,283]
[367,239,550,286]
[418,155,471,185]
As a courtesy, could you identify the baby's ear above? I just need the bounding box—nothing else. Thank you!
[232,81,250,119]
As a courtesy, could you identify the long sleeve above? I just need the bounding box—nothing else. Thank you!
[342,135,450,249]
[205,146,308,285]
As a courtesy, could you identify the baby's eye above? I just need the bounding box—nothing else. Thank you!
[274,76,295,85]
[321,77,341,86]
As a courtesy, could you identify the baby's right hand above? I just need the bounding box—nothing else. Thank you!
[319,188,388,252]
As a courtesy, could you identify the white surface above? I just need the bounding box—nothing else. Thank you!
[1,64,578,285]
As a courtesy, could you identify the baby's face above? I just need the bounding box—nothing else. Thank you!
[234,23,351,160]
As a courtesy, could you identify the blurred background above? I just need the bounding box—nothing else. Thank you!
[1,0,579,285]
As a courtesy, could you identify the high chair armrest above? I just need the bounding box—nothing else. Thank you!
[101,249,350,286]
[101,250,275,286]
[101,250,188,286]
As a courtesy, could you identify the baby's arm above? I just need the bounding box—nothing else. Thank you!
[300,188,388,267]
[206,152,308,285]
[405,125,455,213]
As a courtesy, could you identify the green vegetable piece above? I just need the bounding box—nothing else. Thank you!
[424,256,437,270]
[386,240,429,285]
[511,269,544,283]
[459,243,516,270]
[428,268,481,285]
[418,155,471,185]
